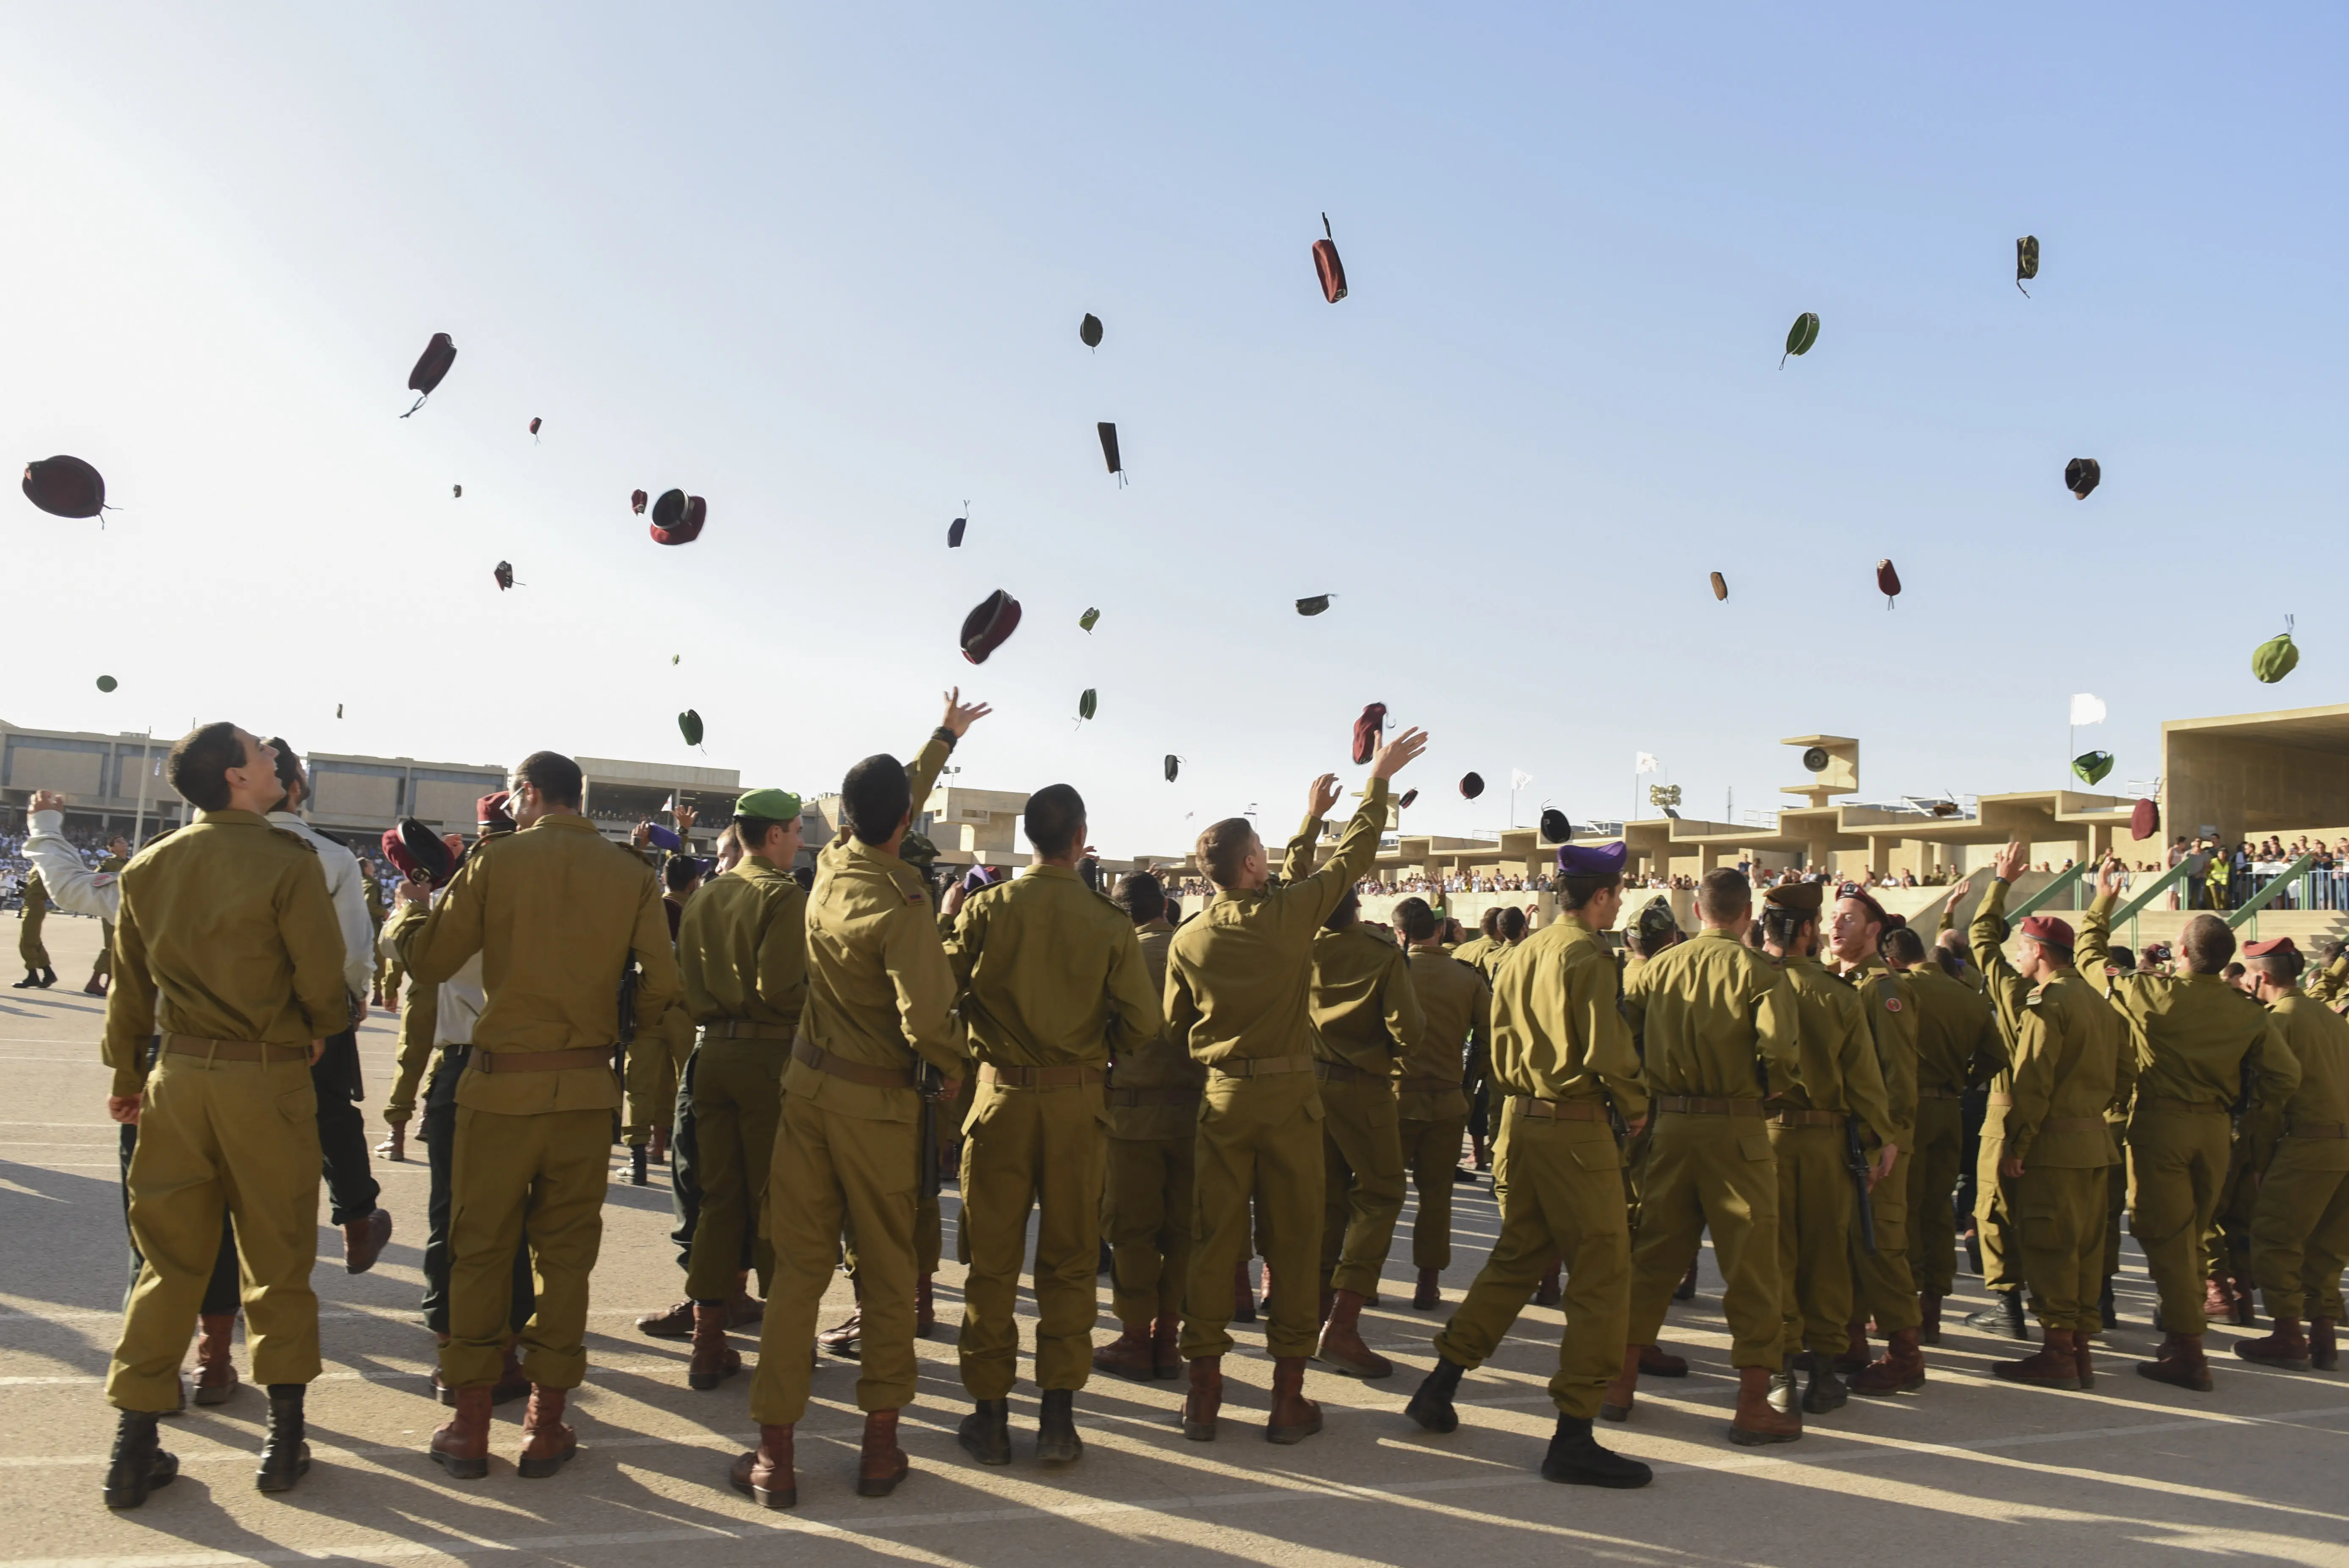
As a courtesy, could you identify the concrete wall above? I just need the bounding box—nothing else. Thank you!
[2167,731,2349,845]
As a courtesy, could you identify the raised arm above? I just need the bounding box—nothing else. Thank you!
[23,798,118,920]
[1280,730,1427,932]
[1969,855,2031,1034]
[2076,857,2123,999]
[906,687,992,816]
[1278,774,1339,884]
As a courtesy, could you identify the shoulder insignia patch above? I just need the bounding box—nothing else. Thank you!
[1885,996,1902,1012]
[2024,991,2043,1008]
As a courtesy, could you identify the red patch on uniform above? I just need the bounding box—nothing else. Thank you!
[1885,997,1903,1012]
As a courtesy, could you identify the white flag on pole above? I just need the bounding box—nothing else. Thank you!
[1635,753,1659,774]
[1510,769,1533,791]
[2069,693,2107,726]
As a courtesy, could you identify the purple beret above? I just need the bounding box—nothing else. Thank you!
[1556,841,1628,878]
[646,823,682,852]
[962,864,1008,894]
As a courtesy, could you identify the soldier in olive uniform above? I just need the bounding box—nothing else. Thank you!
[1883,922,2003,1342]
[1453,908,1504,1170]
[1279,810,1423,1379]
[15,866,54,988]
[1986,909,2128,1390]
[671,788,808,1391]
[1392,896,1490,1310]
[1961,872,2040,1340]
[1606,868,1802,1446]
[2076,856,2297,1390]
[729,693,986,1509]
[1756,881,1895,1419]
[1405,842,1652,1488]
[83,834,128,993]
[1171,731,1427,1446]
[410,752,680,1480]
[2236,938,2348,1371]
[360,856,389,1005]
[624,851,706,1185]
[100,724,348,1508]
[944,784,1161,1466]
[1096,872,1206,1381]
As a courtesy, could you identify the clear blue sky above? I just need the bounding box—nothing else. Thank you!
[4,5,2341,853]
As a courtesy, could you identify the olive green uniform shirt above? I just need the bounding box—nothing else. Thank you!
[944,862,1162,1070]
[2078,890,2298,1115]
[1108,919,1205,1139]
[407,813,679,1116]
[102,809,350,1098]
[1831,953,1919,1152]
[678,857,807,1027]
[2002,968,2128,1168]
[1488,919,1648,1116]
[1398,949,1488,1120]
[1905,960,2005,1093]
[1620,928,1800,1099]
[1304,924,1423,1075]
[1773,952,1894,1144]
[2265,992,2349,1170]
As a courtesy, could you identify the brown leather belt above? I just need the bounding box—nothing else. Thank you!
[1399,1076,1463,1095]
[1510,1096,1602,1122]
[980,1062,1105,1090]
[1207,1053,1314,1079]
[1917,1086,1964,1101]
[475,1046,614,1074]
[163,1035,309,1064]
[2138,1096,2227,1116]
[2038,1116,2108,1134]
[705,1020,797,1041]
[2288,1121,2348,1139]
[792,1039,914,1089]
[1107,1085,1202,1108]
[1767,1108,1842,1128]
[1654,1095,1766,1117]
[1314,1060,1389,1086]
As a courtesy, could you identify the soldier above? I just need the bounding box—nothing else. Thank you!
[1822,884,1924,1395]
[1985,909,2127,1390]
[669,788,808,1392]
[945,784,1160,1466]
[1404,842,1651,1488]
[1603,868,1801,1447]
[1281,810,1422,1379]
[360,855,389,1006]
[100,724,348,1508]
[1392,896,1490,1311]
[1756,882,1895,1420]
[2076,856,2297,1390]
[83,833,129,994]
[1882,923,2003,1342]
[1095,872,1205,1382]
[1962,865,2042,1340]
[624,846,706,1184]
[2234,938,2346,1371]
[729,692,985,1508]
[410,751,679,1480]
[1623,898,1699,1304]
[1455,908,1504,1171]
[1171,730,1427,1446]
[15,865,54,988]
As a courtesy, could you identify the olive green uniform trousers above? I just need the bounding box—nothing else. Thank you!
[108,1049,321,1412]
[1851,1147,1918,1331]
[623,1008,696,1145]
[1626,1110,1783,1367]
[2103,1140,2128,1281]
[1106,1133,1195,1325]
[1905,1094,1965,1298]
[2014,1163,2109,1333]
[1976,1126,2023,1293]
[1181,1070,1328,1361]
[19,908,48,972]
[1318,1073,1406,1296]
[1400,1113,1469,1270]
[1433,1105,1629,1417]
[958,1079,1108,1397]
[756,1093,921,1422]
[2249,1140,2349,1321]
[1768,1120,1853,1358]
[683,1033,784,1300]
[443,1105,609,1389]
[2127,1104,2234,1334]
[2205,1137,2261,1281]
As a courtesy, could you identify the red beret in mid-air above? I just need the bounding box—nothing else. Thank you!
[21,455,106,519]
[402,332,456,417]
[1877,559,1901,607]
[1351,703,1387,766]
[2131,798,2159,840]
[528,417,542,439]
[961,590,1022,665]
[1313,213,1347,303]
[631,489,648,514]
[1397,788,1418,809]
[649,489,705,545]
[492,560,516,591]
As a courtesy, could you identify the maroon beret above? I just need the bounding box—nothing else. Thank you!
[1833,882,1888,926]
[2019,914,2076,950]
[477,790,515,834]
[2243,936,2297,959]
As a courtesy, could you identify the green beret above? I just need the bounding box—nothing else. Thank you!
[734,788,803,821]
[1763,881,1823,914]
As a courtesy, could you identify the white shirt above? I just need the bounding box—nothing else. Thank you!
[22,810,119,921]
[381,886,486,1045]
[266,809,375,999]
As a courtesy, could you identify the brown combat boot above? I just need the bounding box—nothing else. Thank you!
[193,1314,238,1405]
[1833,1317,1871,1373]
[2202,1273,2234,1320]
[1231,1259,1258,1323]
[688,1302,742,1390]
[1532,1260,1562,1308]
[1413,1267,1441,1310]
[1727,1364,1802,1446]
[728,1424,796,1508]
[2235,1316,2312,1371]
[2072,1332,2096,1387]
[1919,1293,1943,1346]
[2311,1318,2339,1371]
[1850,1326,1926,1396]
[517,1385,577,1478]
[856,1409,908,1496]
[342,1208,393,1274]
[1598,1343,1640,1422]
[1638,1343,1689,1377]
[1673,1256,1699,1302]
[1265,1355,1322,1444]
[637,1300,696,1339]
[915,1274,935,1337]
[1151,1314,1182,1379]
[2138,1331,2214,1391]
[1993,1328,2081,1389]
[1314,1289,1393,1378]
[1092,1320,1156,1381]
[1181,1355,1223,1441]
[429,1385,492,1480]
[817,1278,864,1357]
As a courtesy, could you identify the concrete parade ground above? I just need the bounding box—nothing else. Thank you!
[2,916,2344,1568]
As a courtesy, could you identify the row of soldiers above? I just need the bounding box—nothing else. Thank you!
[91,702,2349,1510]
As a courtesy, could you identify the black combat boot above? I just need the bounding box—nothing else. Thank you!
[958,1398,1012,1465]
[1035,1389,1082,1465]
[102,1411,177,1510]
[1964,1290,2027,1339]
[255,1385,312,1493]
[1405,1355,1466,1433]
[1540,1414,1652,1488]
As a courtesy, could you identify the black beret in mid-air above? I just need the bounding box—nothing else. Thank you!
[1781,312,1819,366]
[21,455,106,519]
[1459,772,1485,801]
[403,332,456,417]
[1313,213,1347,303]
[2016,235,2039,295]
[1352,703,1387,766]
[1078,688,1097,722]
[948,515,966,548]
[1099,422,1123,481]
[650,489,706,545]
[1164,754,1181,783]
[1540,807,1571,843]
[493,560,515,591]
[961,590,1022,665]
[1080,312,1103,348]
[1296,594,1333,616]
[96,675,117,693]
[2065,458,2101,499]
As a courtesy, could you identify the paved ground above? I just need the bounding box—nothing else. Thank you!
[4,915,2346,1568]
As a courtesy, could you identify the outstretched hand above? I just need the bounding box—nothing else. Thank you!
[1306,773,1342,819]
[2096,857,2125,899]
[1993,839,2029,884]
[27,790,65,814]
[1371,726,1429,782]
[941,687,993,739]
